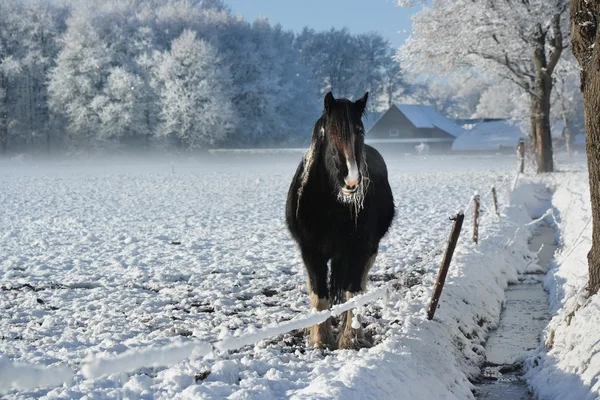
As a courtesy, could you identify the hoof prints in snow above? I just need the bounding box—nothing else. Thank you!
[0,156,520,398]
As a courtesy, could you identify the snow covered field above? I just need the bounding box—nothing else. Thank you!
[0,152,585,399]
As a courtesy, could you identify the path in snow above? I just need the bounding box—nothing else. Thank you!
[475,223,557,399]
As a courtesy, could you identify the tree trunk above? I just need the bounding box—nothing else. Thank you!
[533,26,555,173]
[534,76,554,173]
[0,75,8,155]
[530,95,538,155]
[571,0,600,295]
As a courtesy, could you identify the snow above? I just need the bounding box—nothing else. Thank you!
[215,288,388,352]
[82,341,213,380]
[524,160,600,400]
[396,104,465,137]
[0,356,74,391]
[452,120,524,152]
[0,152,592,399]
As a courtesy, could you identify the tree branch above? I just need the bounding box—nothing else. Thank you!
[470,48,532,91]
[546,12,565,75]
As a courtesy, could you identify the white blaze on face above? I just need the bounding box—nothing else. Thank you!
[344,152,359,187]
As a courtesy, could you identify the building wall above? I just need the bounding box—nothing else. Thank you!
[368,106,422,139]
[366,105,456,155]
[368,141,453,156]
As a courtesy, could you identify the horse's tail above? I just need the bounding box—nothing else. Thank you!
[328,259,345,305]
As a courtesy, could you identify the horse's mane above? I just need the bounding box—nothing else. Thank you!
[295,121,324,218]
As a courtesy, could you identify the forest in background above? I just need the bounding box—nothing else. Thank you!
[0,0,584,154]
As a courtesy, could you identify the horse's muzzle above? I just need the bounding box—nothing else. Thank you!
[342,180,359,196]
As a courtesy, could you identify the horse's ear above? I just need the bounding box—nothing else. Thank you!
[355,92,368,114]
[324,91,336,111]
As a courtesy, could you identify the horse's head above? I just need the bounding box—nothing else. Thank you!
[322,91,369,200]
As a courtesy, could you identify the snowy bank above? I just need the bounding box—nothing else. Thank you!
[525,165,600,399]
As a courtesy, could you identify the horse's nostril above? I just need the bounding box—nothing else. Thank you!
[344,178,359,188]
[343,184,358,194]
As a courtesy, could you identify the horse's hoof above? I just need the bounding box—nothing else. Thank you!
[338,328,373,350]
[307,322,336,349]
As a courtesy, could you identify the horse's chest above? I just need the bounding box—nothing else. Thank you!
[299,194,360,237]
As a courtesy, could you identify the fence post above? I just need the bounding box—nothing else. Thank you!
[491,186,499,216]
[473,194,480,244]
[519,157,525,174]
[427,212,464,321]
[518,139,525,173]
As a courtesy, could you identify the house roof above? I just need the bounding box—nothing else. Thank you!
[395,104,464,138]
[452,120,524,152]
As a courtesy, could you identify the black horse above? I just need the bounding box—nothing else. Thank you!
[286,92,395,349]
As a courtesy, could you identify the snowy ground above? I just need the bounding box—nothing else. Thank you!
[524,161,600,400]
[0,152,567,399]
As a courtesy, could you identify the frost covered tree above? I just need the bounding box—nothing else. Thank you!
[48,6,111,151]
[475,80,521,119]
[49,1,163,150]
[381,54,407,109]
[400,0,569,173]
[0,0,396,153]
[295,28,397,113]
[0,0,26,153]
[0,0,67,154]
[571,1,600,295]
[552,54,584,158]
[152,30,234,150]
[95,67,147,142]
[254,21,319,145]
[216,18,319,146]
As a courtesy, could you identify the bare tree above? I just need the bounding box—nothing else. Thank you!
[399,0,569,172]
[570,1,600,295]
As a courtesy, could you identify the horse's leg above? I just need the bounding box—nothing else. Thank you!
[338,252,377,350]
[302,247,334,348]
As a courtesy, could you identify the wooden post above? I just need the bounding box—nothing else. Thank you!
[473,194,480,244]
[519,157,525,174]
[518,139,525,173]
[491,186,499,216]
[427,212,464,321]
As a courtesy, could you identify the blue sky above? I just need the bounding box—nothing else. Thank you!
[223,0,419,48]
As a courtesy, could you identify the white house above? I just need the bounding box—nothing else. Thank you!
[452,119,523,153]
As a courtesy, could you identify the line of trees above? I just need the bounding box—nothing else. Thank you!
[0,0,405,155]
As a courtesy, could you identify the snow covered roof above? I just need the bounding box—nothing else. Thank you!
[452,120,524,152]
[395,104,464,137]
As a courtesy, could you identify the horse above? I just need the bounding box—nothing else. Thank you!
[285,91,395,350]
